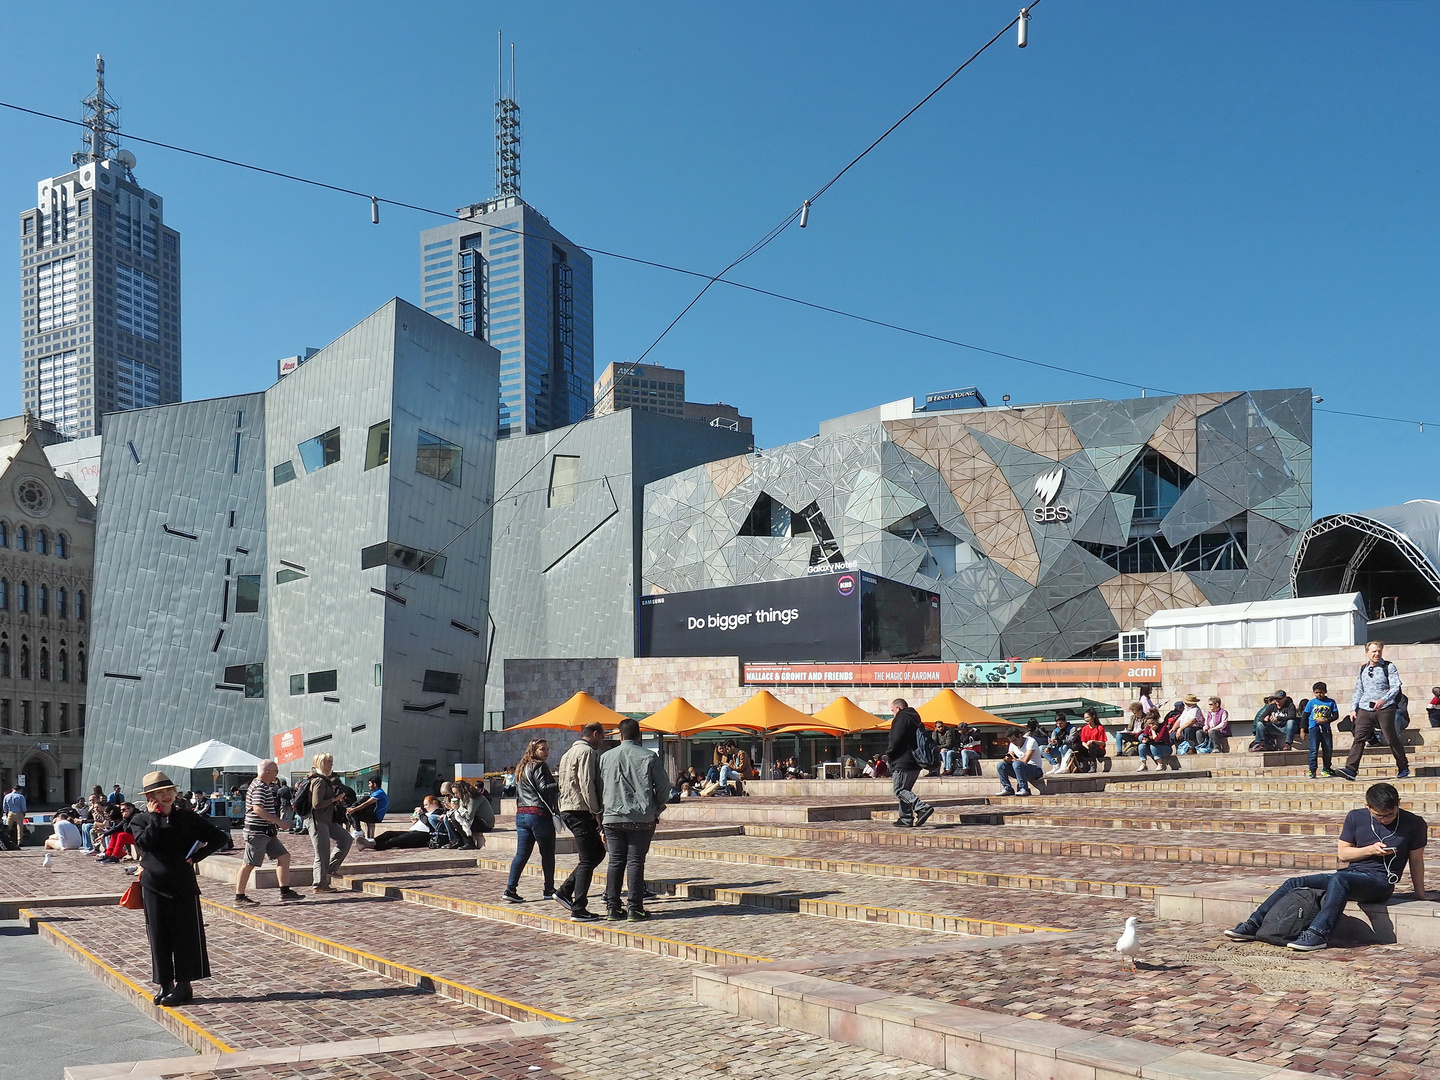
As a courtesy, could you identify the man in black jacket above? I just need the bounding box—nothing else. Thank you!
[886,699,935,828]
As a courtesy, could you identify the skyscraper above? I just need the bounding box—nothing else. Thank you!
[19,56,181,438]
[418,38,592,439]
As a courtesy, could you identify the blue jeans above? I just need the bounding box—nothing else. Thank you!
[941,749,958,774]
[1252,719,1283,746]
[960,749,980,774]
[1307,725,1333,772]
[1041,748,1064,769]
[427,811,452,843]
[80,823,93,850]
[1137,742,1170,764]
[507,812,556,893]
[996,759,1043,793]
[1247,871,1394,939]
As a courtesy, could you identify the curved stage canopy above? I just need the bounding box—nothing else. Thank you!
[1292,500,1440,621]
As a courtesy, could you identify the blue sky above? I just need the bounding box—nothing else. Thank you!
[1,1,1435,515]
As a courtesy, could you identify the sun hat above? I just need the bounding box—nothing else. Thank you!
[140,770,178,794]
[1182,694,1201,705]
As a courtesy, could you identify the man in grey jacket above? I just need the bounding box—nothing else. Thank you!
[555,722,606,921]
[599,717,669,922]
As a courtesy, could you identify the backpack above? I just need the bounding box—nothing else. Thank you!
[1357,662,1410,729]
[913,722,939,769]
[291,775,315,817]
[1256,887,1324,946]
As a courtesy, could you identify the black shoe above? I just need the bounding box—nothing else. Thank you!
[915,806,935,827]
[893,819,915,828]
[571,908,600,922]
[643,887,659,901]
[607,906,626,921]
[1224,921,1259,941]
[279,887,306,902]
[553,887,574,911]
[627,907,652,921]
[502,889,524,904]
[152,984,172,1005]
[233,893,257,905]
[1334,768,1357,782]
[159,984,193,1007]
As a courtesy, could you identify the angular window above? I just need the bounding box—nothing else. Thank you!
[298,427,341,473]
[57,588,66,618]
[1116,448,1193,523]
[55,533,67,558]
[422,670,462,694]
[289,674,305,696]
[16,527,26,551]
[234,575,261,613]
[365,420,391,470]
[58,648,67,682]
[416,430,462,487]
[35,531,47,556]
[18,582,27,613]
[276,568,307,584]
[76,591,85,621]
[360,541,445,578]
[273,460,297,486]
[37,585,48,616]
[548,454,580,507]
[307,669,338,694]
[225,662,265,698]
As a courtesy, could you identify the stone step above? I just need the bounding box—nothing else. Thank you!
[738,771,1214,798]
[20,901,503,1054]
[917,808,1345,836]
[1136,777,1440,794]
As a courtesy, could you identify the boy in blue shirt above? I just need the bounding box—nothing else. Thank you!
[345,775,388,839]
[1304,681,1338,779]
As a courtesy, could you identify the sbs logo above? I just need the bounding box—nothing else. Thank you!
[1031,466,1071,523]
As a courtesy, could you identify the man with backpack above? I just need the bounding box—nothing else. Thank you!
[1225,782,1427,951]
[293,752,352,894]
[886,698,935,828]
[1337,642,1410,781]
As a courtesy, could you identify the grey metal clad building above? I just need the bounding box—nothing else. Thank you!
[20,58,181,439]
[643,389,1314,662]
[483,409,753,722]
[84,394,267,794]
[419,198,593,441]
[83,300,501,800]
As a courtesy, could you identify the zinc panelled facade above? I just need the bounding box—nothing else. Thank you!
[20,157,181,439]
[83,301,501,801]
[419,197,594,439]
[84,395,266,794]
[642,389,1313,662]
[0,434,96,806]
[483,409,753,721]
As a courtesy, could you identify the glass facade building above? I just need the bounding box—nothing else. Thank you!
[419,196,593,439]
[19,157,180,438]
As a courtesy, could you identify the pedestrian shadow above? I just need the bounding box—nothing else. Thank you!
[199,985,437,1005]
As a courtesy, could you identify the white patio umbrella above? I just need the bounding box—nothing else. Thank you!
[151,739,265,771]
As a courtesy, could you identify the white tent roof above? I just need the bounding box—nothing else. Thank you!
[1146,592,1366,629]
[151,739,264,771]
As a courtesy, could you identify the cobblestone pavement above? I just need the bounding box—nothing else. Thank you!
[151,1006,957,1080]
[198,889,699,1018]
[0,848,136,898]
[823,918,1440,1079]
[24,904,495,1049]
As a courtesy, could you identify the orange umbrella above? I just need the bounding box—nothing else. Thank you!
[916,689,1018,728]
[687,690,811,734]
[770,721,849,736]
[813,696,888,734]
[640,697,715,735]
[508,691,626,731]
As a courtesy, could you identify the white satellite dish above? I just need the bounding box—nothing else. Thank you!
[115,148,136,169]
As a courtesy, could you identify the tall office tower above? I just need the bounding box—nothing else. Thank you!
[418,38,592,439]
[19,56,181,438]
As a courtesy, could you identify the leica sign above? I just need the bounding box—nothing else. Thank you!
[1032,466,1071,523]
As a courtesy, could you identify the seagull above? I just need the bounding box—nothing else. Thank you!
[41,852,53,870]
[1116,916,1140,971]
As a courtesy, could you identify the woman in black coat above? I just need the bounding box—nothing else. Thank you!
[129,771,229,1006]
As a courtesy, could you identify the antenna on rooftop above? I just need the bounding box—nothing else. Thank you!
[495,32,521,198]
[74,54,122,167]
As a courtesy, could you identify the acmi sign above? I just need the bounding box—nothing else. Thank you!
[1032,466,1071,523]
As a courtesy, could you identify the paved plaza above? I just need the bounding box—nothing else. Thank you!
[6,745,1440,1080]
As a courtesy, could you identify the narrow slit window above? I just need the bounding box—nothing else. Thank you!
[276,568,307,584]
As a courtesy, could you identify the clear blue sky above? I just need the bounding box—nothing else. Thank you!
[2,2,1435,516]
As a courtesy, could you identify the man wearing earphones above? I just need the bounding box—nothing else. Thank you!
[1225,783,1428,952]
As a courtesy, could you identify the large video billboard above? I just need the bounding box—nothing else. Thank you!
[637,572,940,663]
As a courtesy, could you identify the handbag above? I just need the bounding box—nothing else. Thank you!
[119,881,143,910]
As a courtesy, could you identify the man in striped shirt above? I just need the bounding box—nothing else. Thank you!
[235,760,306,905]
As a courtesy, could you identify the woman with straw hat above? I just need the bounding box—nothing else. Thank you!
[128,770,229,1006]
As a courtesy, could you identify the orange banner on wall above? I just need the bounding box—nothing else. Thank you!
[741,660,1161,686]
[273,726,304,765]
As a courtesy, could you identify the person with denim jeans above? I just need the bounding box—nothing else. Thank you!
[601,718,670,921]
[1136,715,1173,771]
[503,740,559,903]
[996,723,1044,796]
[1226,783,1427,951]
[1304,682,1339,778]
